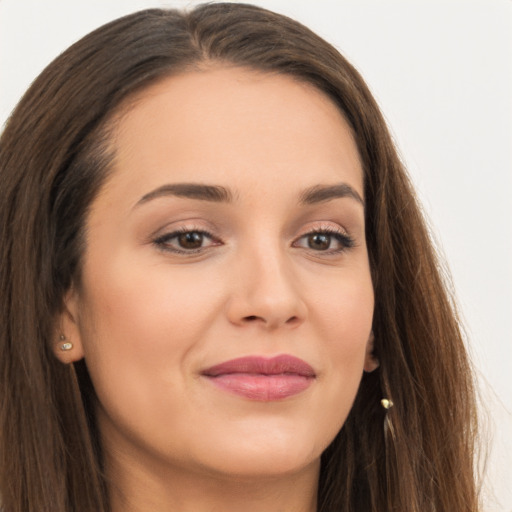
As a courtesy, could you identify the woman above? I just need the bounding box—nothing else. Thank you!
[0,3,479,511]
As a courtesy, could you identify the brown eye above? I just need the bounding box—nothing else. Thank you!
[292,229,355,254]
[154,229,218,254]
[177,232,204,249]
[307,233,331,250]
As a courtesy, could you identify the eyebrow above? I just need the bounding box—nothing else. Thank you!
[136,183,233,207]
[299,183,364,206]
[134,181,363,208]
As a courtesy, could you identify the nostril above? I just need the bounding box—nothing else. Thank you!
[241,315,301,326]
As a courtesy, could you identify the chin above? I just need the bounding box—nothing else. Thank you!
[201,449,321,481]
[186,422,328,479]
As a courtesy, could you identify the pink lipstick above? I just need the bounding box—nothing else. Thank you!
[201,355,315,401]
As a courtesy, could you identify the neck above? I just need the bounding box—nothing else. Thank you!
[108,453,319,512]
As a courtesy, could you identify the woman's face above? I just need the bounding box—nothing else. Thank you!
[58,67,376,481]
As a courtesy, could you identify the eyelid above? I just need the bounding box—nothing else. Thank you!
[294,221,351,240]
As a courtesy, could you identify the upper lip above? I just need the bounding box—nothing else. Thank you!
[202,355,316,378]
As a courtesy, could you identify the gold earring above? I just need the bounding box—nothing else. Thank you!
[381,396,396,467]
[381,398,394,409]
[59,334,73,351]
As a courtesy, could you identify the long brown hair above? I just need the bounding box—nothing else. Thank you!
[0,4,479,511]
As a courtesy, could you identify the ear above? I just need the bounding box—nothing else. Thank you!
[363,331,380,373]
[53,286,86,364]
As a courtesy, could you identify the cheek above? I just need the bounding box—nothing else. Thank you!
[306,268,374,425]
[76,252,225,411]
[310,263,374,349]
[80,248,224,344]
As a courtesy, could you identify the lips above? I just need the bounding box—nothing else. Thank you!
[201,355,316,401]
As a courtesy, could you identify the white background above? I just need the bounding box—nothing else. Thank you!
[1,1,510,510]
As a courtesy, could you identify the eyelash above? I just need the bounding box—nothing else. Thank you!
[153,226,355,255]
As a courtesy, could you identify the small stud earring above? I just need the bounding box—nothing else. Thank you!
[381,398,394,410]
[59,334,73,351]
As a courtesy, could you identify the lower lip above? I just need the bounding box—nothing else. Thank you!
[204,374,313,401]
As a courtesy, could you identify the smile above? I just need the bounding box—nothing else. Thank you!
[201,355,316,401]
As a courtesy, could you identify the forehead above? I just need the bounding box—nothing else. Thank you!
[105,66,363,203]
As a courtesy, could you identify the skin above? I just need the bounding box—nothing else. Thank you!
[56,67,377,512]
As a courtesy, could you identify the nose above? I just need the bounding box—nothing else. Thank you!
[225,244,308,330]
